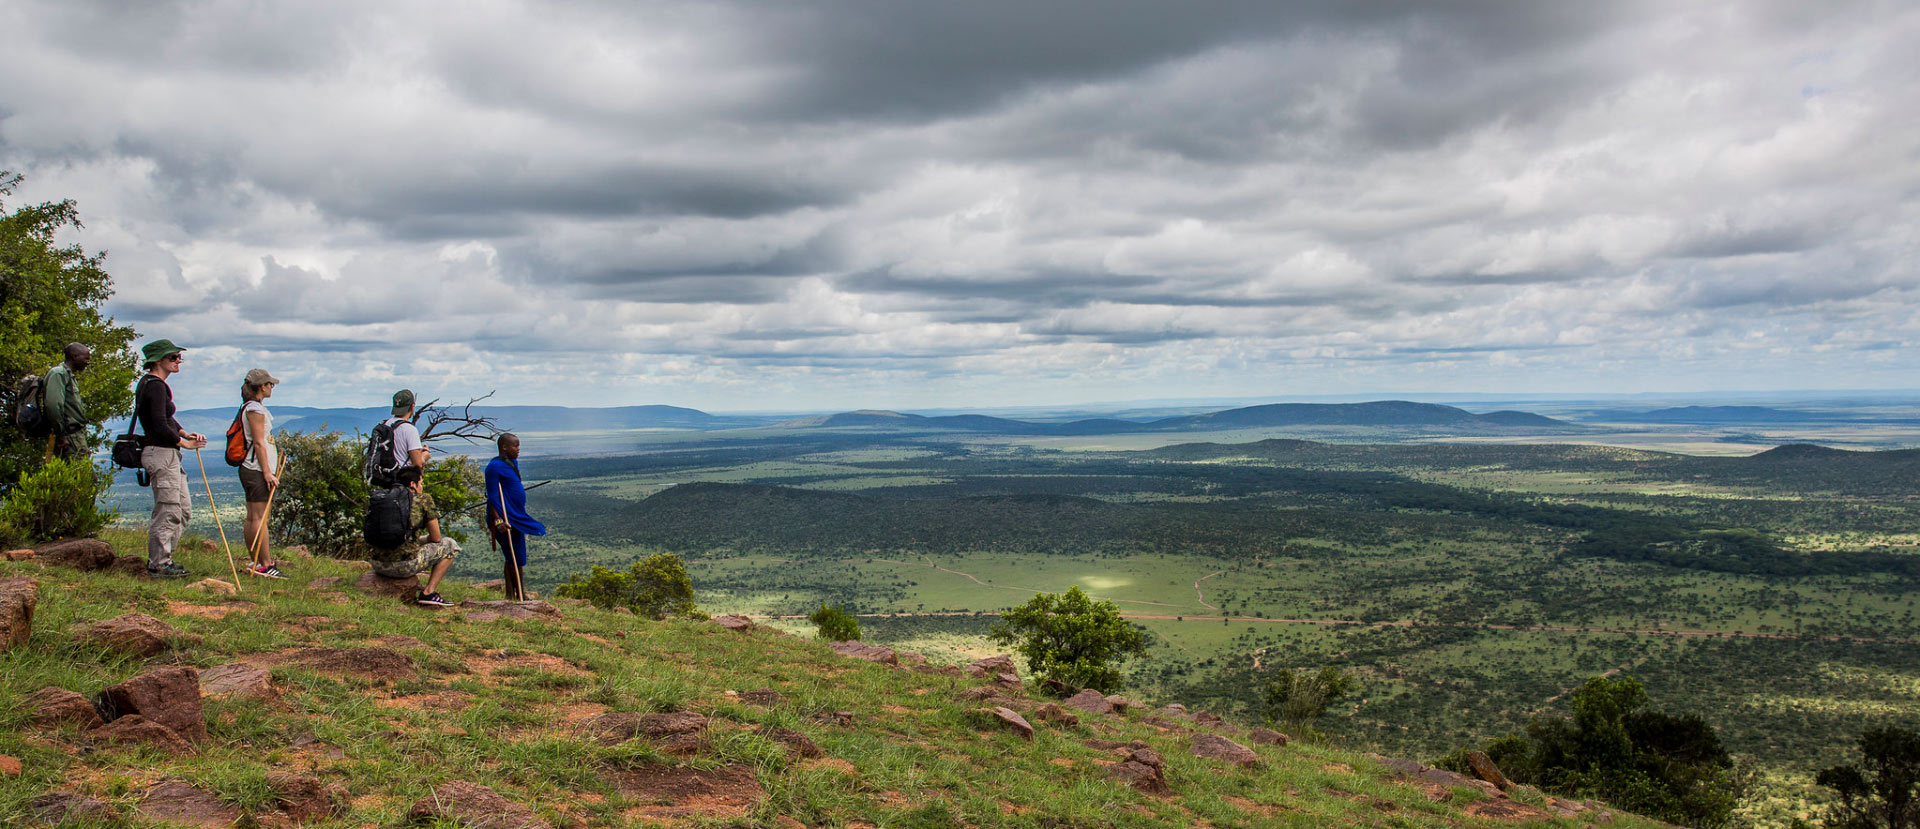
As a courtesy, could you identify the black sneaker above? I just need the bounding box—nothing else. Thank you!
[146,561,190,578]
[416,592,452,608]
[249,563,288,580]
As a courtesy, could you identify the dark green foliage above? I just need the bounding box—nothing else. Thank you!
[808,603,861,642]
[555,553,699,620]
[1452,675,1746,828]
[0,456,114,541]
[1260,666,1357,731]
[1815,724,1920,829]
[274,430,366,555]
[988,586,1149,693]
[0,172,139,496]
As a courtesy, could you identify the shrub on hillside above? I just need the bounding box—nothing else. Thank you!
[1439,675,1749,828]
[1261,665,1357,731]
[555,554,700,620]
[808,603,861,642]
[989,585,1150,694]
[0,456,114,542]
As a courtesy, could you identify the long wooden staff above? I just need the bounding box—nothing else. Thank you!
[193,447,244,592]
[252,451,289,565]
[497,476,526,600]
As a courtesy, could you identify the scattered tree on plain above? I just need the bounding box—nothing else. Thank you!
[989,585,1150,694]
[1815,723,1920,829]
[556,553,700,620]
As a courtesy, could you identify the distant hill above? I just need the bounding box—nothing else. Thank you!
[1606,405,1842,424]
[779,400,1574,436]
[176,403,748,436]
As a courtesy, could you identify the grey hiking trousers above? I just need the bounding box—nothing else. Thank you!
[143,446,191,566]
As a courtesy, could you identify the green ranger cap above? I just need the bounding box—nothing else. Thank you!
[392,389,416,417]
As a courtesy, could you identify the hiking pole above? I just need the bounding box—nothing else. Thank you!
[252,451,289,567]
[497,477,526,600]
[193,447,244,592]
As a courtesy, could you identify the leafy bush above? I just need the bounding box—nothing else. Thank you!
[555,553,699,620]
[1815,723,1920,829]
[1443,675,1749,828]
[1260,665,1357,730]
[808,603,861,642]
[273,429,483,556]
[988,585,1149,693]
[273,430,366,556]
[0,456,114,541]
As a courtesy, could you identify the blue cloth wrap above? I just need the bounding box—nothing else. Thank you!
[485,457,547,567]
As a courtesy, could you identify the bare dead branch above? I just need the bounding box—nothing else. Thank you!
[416,391,504,445]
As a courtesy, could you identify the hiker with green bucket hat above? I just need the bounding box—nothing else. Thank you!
[135,338,208,578]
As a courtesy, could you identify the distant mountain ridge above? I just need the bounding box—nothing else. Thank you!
[778,400,1575,435]
[172,403,744,436]
[175,399,1575,437]
[1605,405,1848,424]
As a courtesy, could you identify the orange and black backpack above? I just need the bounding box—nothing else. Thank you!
[223,407,248,466]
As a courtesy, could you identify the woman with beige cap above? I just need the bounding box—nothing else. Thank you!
[238,368,287,579]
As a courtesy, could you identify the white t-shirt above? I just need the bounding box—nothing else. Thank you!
[387,417,423,468]
[240,401,275,472]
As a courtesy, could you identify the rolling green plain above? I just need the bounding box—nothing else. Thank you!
[114,420,1920,825]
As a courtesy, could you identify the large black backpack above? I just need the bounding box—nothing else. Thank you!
[11,373,50,438]
[362,419,405,487]
[364,485,413,552]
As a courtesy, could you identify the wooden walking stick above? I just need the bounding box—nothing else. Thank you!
[193,447,244,592]
[495,477,527,600]
[251,452,289,566]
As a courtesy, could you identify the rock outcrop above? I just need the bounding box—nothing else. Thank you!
[34,538,115,571]
[1109,746,1171,795]
[25,686,104,730]
[1190,734,1259,767]
[829,641,898,665]
[72,613,183,657]
[989,706,1034,740]
[0,576,36,651]
[1062,689,1115,716]
[90,714,194,754]
[407,781,553,829]
[102,665,207,743]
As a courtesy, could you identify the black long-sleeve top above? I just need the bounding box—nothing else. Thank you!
[134,375,184,448]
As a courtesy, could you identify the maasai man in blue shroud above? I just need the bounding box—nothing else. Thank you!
[485,433,547,600]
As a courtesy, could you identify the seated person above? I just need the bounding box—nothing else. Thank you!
[362,480,460,607]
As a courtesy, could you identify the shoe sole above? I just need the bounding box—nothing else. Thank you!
[248,571,289,579]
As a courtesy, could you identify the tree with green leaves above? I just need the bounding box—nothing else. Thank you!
[1815,724,1920,829]
[0,171,139,495]
[808,603,861,642]
[1445,675,1747,828]
[989,585,1149,693]
[555,553,699,620]
[1261,665,1357,731]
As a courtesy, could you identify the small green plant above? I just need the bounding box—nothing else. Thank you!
[0,455,114,541]
[807,603,861,642]
[988,585,1149,694]
[1261,665,1357,731]
[554,553,699,620]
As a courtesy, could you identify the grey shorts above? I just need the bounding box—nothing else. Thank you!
[238,466,271,503]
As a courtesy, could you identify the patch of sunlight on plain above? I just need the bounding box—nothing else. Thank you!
[1078,576,1132,590]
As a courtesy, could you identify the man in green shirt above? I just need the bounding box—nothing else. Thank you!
[42,343,91,461]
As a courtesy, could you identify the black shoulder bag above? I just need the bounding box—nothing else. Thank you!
[112,376,149,484]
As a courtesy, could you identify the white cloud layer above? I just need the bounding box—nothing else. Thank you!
[2,0,1917,410]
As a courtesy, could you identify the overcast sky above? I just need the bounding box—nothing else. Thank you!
[3,0,1917,412]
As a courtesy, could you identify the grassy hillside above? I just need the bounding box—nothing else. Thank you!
[0,529,1648,828]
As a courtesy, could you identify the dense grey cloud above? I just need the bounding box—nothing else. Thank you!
[1,0,1916,410]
